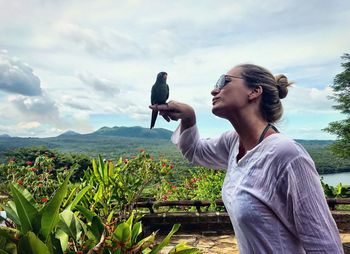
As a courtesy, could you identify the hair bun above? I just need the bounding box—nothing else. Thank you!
[275,74,291,99]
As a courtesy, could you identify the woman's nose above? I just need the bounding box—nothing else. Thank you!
[211,87,220,96]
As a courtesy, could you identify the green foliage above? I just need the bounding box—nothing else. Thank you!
[80,151,173,222]
[0,156,69,204]
[150,167,225,211]
[323,53,350,158]
[0,156,199,253]
[3,146,92,182]
[320,177,350,199]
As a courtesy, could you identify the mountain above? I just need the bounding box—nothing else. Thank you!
[0,134,11,138]
[57,130,81,138]
[92,126,172,140]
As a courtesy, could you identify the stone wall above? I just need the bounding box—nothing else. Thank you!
[141,211,350,235]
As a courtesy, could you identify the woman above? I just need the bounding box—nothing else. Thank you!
[150,64,344,253]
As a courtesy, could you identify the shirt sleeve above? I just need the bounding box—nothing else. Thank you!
[171,124,234,169]
[286,156,344,253]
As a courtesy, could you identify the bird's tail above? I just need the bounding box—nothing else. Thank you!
[150,109,158,129]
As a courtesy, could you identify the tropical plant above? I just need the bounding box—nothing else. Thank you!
[0,171,74,253]
[0,168,199,253]
[80,151,173,223]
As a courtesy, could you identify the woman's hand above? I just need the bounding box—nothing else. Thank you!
[149,100,196,131]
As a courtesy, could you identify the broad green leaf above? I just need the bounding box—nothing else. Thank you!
[62,186,77,208]
[102,157,109,185]
[114,222,131,245]
[10,184,38,234]
[92,159,103,185]
[98,155,105,180]
[150,224,180,254]
[58,210,82,240]
[90,216,104,241]
[93,185,103,202]
[18,231,50,254]
[13,185,36,205]
[169,242,200,254]
[66,185,91,210]
[40,171,73,242]
[137,232,156,251]
[0,250,8,254]
[75,205,96,222]
[55,229,69,252]
[131,221,142,245]
[1,202,20,226]
[107,211,114,224]
[47,234,64,254]
[108,159,114,177]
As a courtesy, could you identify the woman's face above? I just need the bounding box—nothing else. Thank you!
[211,66,253,119]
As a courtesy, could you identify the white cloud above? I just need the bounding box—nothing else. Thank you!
[284,85,334,113]
[0,0,349,138]
[78,72,120,97]
[0,51,42,96]
[17,121,41,129]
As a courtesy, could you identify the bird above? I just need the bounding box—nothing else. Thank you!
[150,72,169,129]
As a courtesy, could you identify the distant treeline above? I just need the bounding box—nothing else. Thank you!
[0,135,349,175]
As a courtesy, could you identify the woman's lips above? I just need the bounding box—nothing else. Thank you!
[212,97,220,105]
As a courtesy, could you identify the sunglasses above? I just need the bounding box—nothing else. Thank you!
[215,74,244,90]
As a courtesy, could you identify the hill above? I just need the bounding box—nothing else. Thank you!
[0,126,350,174]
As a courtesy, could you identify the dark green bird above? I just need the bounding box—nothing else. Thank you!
[150,72,169,129]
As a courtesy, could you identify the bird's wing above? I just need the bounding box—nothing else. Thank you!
[151,84,157,104]
[165,84,169,101]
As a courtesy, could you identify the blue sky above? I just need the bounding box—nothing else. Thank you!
[0,0,349,139]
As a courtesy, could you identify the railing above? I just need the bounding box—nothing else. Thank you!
[136,198,350,213]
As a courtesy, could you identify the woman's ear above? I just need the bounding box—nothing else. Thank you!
[248,85,263,101]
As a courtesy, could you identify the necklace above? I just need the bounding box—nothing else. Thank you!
[258,123,279,144]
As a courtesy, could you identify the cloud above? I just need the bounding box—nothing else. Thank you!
[58,23,145,59]
[0,51,42,96]
[284,85,334,113]
[78,72,120,97]
[17,121,41,129]
[7,94,65,127]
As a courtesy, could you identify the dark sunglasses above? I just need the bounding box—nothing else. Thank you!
[215,74,244,90]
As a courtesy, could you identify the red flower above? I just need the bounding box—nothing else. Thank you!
[162,164,167,167]
[26,161,33,165]
[30,167,38,172]
[139,149,144,153]
[162,195,168,201]
[17,180,23,185]
[41,197,49,203]
[170,165,174,169]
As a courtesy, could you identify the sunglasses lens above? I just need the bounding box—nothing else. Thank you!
[215,75,225,89]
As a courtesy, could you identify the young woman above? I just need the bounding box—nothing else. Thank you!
[150,64,344,253]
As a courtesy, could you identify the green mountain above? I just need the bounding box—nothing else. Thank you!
[0,126,350,174]
[93,126,172,139]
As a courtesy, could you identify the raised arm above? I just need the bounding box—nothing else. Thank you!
[150,101,235,169]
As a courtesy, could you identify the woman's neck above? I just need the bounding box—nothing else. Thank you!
[229,115,270,151]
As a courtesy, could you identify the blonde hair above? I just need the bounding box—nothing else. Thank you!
[238,64,292,123]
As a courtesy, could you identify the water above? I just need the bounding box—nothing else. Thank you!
[320,172,350,186]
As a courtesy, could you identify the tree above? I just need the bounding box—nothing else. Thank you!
[323,53,350,158]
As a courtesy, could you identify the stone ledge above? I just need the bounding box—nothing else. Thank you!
[141,211,350,235]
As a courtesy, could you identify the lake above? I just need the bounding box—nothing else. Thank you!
[320,172,350,186]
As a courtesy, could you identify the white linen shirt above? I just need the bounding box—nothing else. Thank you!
[172,124,344,254]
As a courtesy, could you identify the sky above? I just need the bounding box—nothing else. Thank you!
[0,0,349,140]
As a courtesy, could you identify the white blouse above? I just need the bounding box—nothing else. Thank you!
[172,124,344,254]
